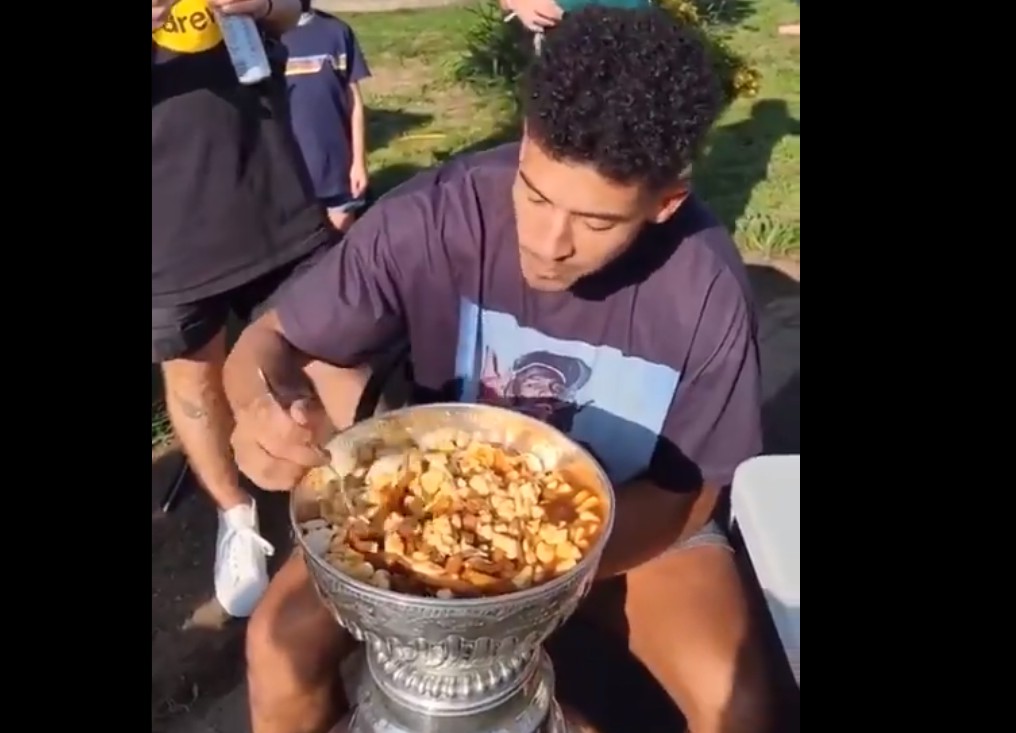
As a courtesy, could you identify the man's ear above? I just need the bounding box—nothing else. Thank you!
[648,185,690,224]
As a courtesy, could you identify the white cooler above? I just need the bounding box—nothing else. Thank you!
[731,454,800,685]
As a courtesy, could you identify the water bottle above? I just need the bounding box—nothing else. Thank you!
[212,10,272,85]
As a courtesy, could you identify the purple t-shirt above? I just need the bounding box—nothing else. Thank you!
[277,144,762,493]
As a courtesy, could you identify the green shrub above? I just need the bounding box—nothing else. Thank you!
[453,1,534,95]
[453,0,760,106]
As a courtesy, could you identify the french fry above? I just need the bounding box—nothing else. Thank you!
[303,434,607,597]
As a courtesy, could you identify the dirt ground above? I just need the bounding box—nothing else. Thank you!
[151,449,296,732]
[150,259,800,733]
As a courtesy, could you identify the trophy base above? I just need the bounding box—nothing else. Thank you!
[349,699,575,733]
[348,650,574,733]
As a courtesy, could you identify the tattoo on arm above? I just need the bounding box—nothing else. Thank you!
[173,391,208,420]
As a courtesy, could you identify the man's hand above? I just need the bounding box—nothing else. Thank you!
[231,391,332,491]
[504,0,563,31]
[349,161,369,200]
[207,0,271,19]
[152,0,180,31]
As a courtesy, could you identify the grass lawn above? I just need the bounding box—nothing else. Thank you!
[349,0,800,256]
[151,0,799,445]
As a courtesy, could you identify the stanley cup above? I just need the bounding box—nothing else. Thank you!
[290,404,616,733]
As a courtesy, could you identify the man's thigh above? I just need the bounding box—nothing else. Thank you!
[150,241,338,365]
[545,523,732,732]
[547,521,781,732]
[249,551,358,679]
[152,296,230,364]
[321,195,365,234]
[230,241,338,325]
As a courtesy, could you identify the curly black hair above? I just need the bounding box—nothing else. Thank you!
[522,6,722,190]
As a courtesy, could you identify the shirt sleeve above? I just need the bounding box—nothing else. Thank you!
[274,192,425,367]
[649,269,763,493]
[344,26,371,83]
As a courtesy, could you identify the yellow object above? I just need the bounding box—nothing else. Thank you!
[153,0,223,55]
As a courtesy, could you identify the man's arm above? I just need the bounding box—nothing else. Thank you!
[260,0,301,34]
[597,271,762,578]
[345,27,372,194]
[223,187,427,417]
[206,0,301,35]
[223,310,310,415]
[349,82,367,179]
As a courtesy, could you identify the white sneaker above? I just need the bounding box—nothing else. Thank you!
[214,500,275,618]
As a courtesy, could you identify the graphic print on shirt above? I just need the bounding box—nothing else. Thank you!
[152,0,223,54]
[285,53,348,76]
[455,301,681,484]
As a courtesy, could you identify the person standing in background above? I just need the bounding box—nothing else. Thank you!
[500,0,563,29]
[281,1,371,233]
[152,0,343,619]
[779,0,800,35]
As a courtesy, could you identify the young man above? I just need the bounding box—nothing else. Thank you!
[152,0,334,618]
[224,7,777,733]
[281,2,371,233]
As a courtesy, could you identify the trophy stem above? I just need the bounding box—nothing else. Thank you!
[350,648,569,733]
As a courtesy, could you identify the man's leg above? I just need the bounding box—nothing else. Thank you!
[614,528,779,733]
[625,549,776,732]
[247,552,358,733]
[550,523,784,733]
[155,307,245,511]
[154,301,272,618]
[244,351,376,733]
[322,197,365,235]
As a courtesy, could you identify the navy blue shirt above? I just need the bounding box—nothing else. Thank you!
[281,12,371,201]
[276,144,763,494]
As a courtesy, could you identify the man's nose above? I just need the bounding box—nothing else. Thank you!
[530,214,575,262]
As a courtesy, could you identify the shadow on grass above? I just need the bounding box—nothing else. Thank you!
[367,116,523,200]
[747,264,800,455]
[366,108,433,153]
[373,99,801,252]
[695,99,800,234]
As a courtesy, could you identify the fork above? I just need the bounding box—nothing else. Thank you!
[256,368,355,514]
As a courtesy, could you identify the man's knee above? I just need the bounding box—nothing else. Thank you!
[683,668,773,733]
[246,555,350,694]
[623,546,777,733]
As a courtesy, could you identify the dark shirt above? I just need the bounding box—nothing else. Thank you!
[281,12,371,200]
[152,0,330,307]
[276,144,762,492]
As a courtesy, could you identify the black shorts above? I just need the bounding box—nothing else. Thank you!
[151,243,331,364]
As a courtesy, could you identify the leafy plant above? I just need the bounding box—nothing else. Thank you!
[736,212,800,258]
[453,0,761,106]
[453,2,535,94]
[656,0,760,101]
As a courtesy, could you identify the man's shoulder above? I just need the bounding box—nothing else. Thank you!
[376,143,518,214]
[347,143,516,267]
[658,195,755,314]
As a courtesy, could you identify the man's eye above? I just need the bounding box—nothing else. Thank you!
[585,221,617,232]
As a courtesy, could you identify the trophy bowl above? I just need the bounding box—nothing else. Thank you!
[290,403,615,719]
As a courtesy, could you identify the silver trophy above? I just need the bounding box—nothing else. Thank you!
[290,403,616,733]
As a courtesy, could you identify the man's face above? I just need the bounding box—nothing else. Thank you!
[512,134,688,291]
